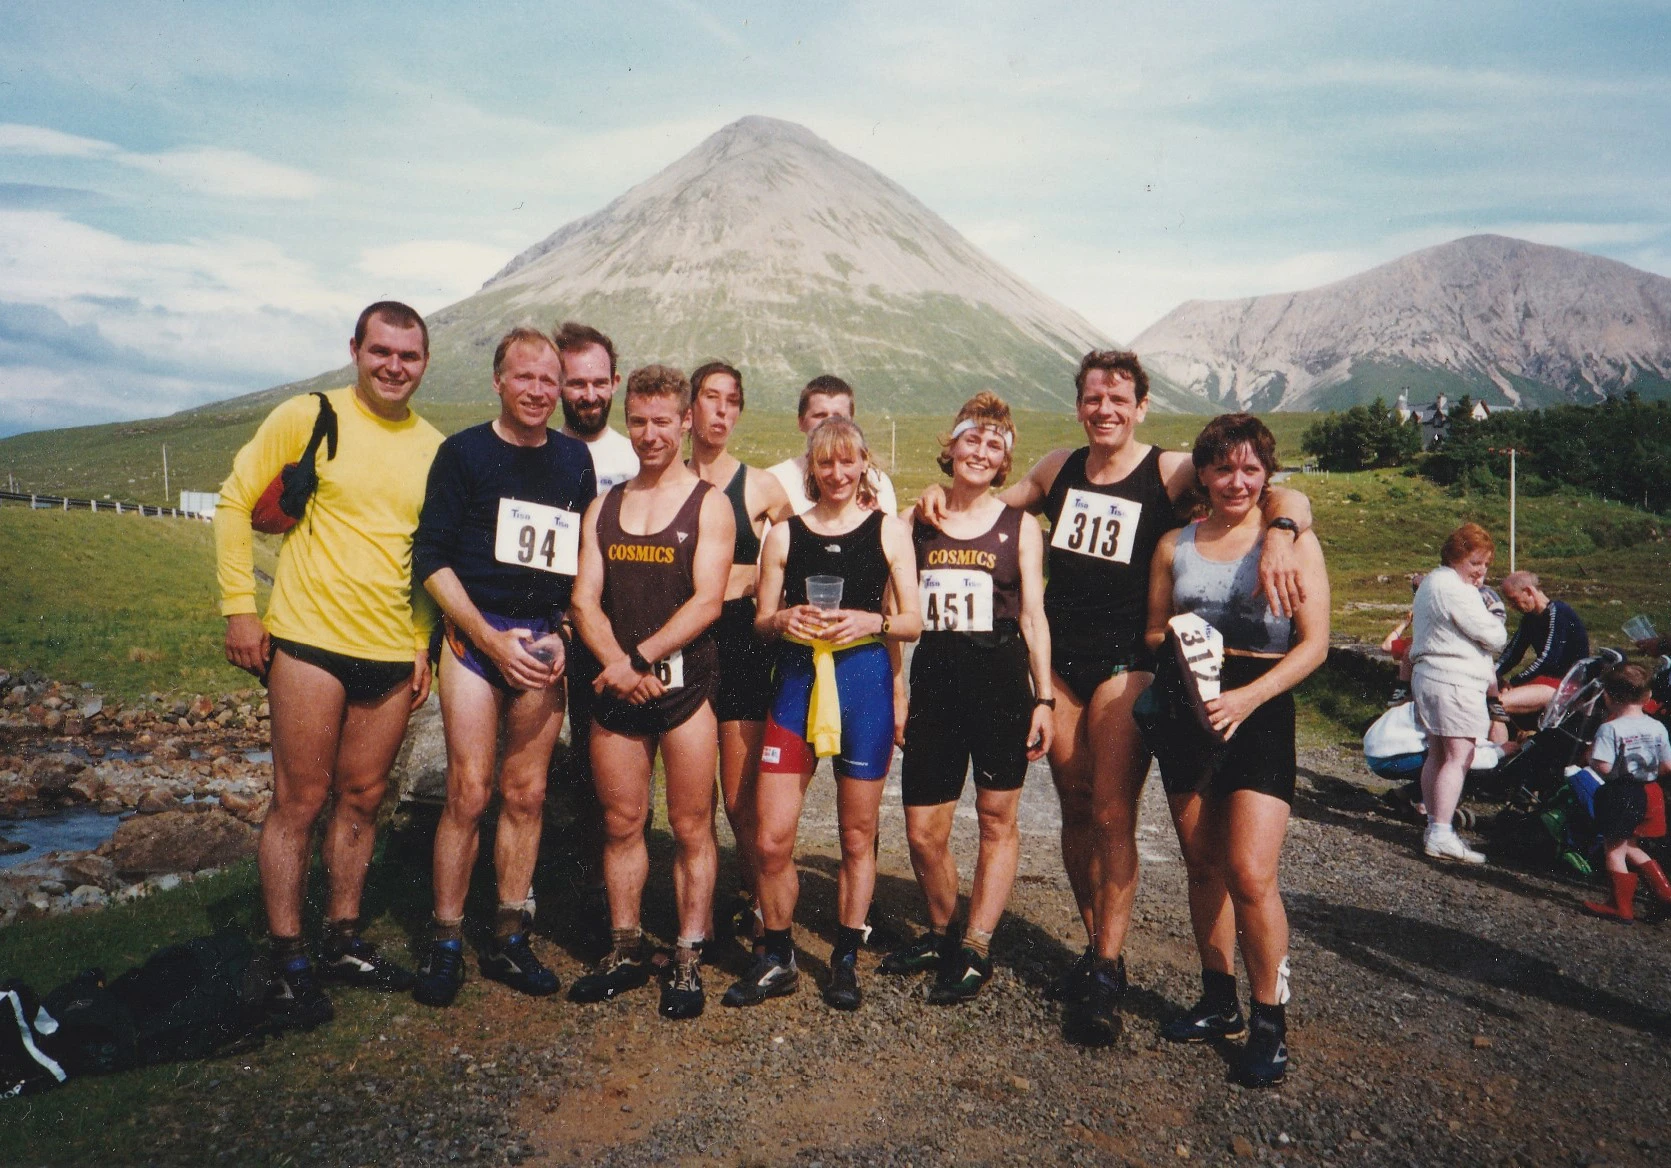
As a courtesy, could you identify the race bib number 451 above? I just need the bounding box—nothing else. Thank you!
[1051,489,1140,564]
[495,498,580,576]
[920,569,994,633]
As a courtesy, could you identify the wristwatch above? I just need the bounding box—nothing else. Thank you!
[879,615,891,637]
[1269,517,1301,539]
[628,647,652,674]
[1035,696,1057,709]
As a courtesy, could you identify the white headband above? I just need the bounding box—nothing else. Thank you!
[950,418,1014,450]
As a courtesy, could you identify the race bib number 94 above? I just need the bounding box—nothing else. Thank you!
[495,499,580,576]
[919,569,994,633]
[1051,489,1140,564]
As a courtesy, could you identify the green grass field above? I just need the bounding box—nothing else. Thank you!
[0,507,275,697]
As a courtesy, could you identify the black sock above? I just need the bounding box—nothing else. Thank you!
[763,928,794,965]
[1249,1000,1286,1036]
[833,925,865,962]
[323,917,360,953]
[1202,968,1239,1011]
[270,934,306,966]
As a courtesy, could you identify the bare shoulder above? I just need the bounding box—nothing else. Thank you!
[1030,447,1074,486]
[747,464,790,512]
[1157,449,1196,499]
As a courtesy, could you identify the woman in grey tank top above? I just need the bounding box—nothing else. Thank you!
[1141,414,1330,1089]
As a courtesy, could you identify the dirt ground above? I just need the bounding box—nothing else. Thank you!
[7,725,1670,1167]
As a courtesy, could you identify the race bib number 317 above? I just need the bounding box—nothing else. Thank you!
[1050,489,1140,564]
[494,498,580,576]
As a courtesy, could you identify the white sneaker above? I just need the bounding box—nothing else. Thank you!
[1424,827,1486,865]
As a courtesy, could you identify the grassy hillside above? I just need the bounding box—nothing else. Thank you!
[1301,465,1671,645]
[0,507,275,697]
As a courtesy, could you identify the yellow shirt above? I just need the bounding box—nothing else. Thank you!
[214,386,445,662]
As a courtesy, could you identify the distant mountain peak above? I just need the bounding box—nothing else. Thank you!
[421,116,1200,413]
[1132,235,1671,412]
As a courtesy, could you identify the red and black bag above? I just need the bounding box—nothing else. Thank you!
[250,392,337,534]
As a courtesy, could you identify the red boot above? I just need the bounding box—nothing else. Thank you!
[1633,859,1671,904]
[1583,872,1637,923]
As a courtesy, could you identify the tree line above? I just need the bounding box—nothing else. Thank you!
[1300,393,1671,515]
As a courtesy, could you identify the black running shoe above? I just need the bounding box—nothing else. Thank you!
[266,957,334,1031]
[926,948,991,1005]
[1240,1014,1289,1088]
[318,938,415,992]
[1045,945,1096,1003]
[412,939,466,1008]
[1159,998,1247,1043]
[1064,957,1125,1047]
[721,950,799,1007]
[481,932,560,997]
[878,931,943,976]
[823,950,862,1011]
[568,945,651,1003]
[660,950,705,1020]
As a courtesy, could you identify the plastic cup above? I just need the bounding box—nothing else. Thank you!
[1622,614,1657,643]
[805,575,844,611]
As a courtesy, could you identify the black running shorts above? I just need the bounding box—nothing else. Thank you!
[902,631,1033,806]
[714,597,775,723]
[1152,654,1296,805]
[271,637,412,704]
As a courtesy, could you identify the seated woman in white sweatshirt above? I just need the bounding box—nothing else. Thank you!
[1408,522,1508,864]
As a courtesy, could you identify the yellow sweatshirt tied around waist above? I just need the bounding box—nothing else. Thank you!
[784,633,883,758]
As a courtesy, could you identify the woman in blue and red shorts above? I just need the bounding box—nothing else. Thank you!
[722,416,921,1012]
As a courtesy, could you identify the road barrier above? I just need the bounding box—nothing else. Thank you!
[0,490,200,518]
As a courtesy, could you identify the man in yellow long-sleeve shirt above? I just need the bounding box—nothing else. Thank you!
[214,301,444,1030]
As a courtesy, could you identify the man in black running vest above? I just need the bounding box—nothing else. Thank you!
[568,365,734,1020]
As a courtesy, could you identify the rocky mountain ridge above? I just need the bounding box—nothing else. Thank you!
[1131,234,1671,411]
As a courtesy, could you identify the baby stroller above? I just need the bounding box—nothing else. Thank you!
[1364,649,1634,838]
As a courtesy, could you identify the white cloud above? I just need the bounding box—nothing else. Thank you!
[0,210,356,428]
[0,124,116,158]
[356,240,515,311]
[0,123,322,200]
[120,147,324,200]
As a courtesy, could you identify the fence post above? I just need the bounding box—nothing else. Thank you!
[62,497,69,511]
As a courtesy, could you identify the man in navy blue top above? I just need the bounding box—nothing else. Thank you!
[1497,571,1590,718]
[409,327,595,1007]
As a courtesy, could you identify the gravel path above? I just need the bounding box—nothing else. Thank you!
[22,737,1671,1167]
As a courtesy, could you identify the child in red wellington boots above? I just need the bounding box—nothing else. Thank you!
[1583,664,1671,922]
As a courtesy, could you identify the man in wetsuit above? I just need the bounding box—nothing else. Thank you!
[918,350,1311,1045]
[1497,572,1589,717]
[567,364,734,1019]
[216,301,444,1029]
[685,362,793,943]
[765,376,899,517]
[409,327,595,1007]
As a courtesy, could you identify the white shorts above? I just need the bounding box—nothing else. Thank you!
[1412,675,1489,741]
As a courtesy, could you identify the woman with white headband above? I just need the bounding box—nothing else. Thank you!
[880,392,1053,1003]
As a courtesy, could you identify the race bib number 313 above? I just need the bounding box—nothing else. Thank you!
[495,498,580,576]
[920,569,994,633]
[1050,489,1140,564]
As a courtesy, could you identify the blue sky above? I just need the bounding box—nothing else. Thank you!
[1,0,1668,434]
